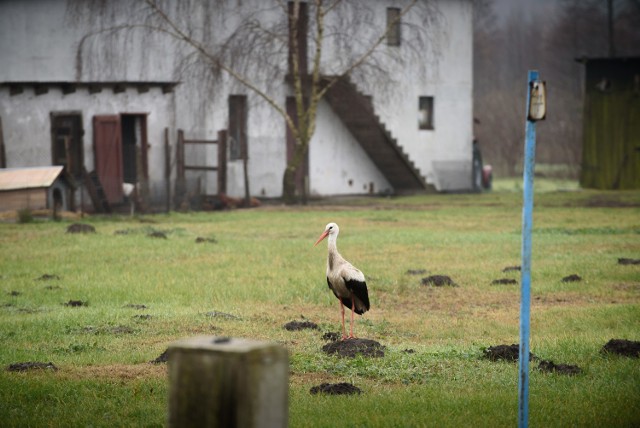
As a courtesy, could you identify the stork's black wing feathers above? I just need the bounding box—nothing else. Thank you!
[343,278,370,314]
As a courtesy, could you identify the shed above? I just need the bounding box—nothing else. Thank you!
[0,166,74,212]
[577,56,640,189]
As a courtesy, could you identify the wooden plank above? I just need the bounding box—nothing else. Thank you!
[93,115,124,203]
[0,115,5,168]
[174,129,186,210]
[184,166,218,171]
[0,188,47,211]
[183,139,217,145]
[217,130,227,194]
[164,127,171,213]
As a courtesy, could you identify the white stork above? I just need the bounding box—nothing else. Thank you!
[314,222,370,340]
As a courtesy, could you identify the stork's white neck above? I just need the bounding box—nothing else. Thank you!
[327,232,338,251]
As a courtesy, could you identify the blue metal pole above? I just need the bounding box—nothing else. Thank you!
[519,70,538,428]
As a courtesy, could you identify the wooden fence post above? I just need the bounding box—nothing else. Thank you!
[168,336,288,428]
[0,116,6,168]
[174,129,185,209]
[164,127,171,213]
[217,130,227,195]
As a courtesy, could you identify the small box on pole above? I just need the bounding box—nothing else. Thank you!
[167,336,289,428]
[527,80,547,121]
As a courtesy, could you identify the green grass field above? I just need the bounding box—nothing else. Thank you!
[1,180,639,427]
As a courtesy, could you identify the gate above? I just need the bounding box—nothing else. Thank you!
[175,129,227,209]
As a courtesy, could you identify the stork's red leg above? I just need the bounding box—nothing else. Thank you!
[340,300,347,340]
[348,295,356,339]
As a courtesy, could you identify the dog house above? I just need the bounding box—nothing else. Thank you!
[0,166,74,212]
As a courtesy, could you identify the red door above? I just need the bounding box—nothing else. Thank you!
[93,115,123,204]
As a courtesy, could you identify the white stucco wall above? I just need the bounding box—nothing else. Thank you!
[309,100,392,196]
[0,0,473,201]
[364,0,474,191]
[0,85,176,205]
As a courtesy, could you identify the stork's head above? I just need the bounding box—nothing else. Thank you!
[314,222,339,246]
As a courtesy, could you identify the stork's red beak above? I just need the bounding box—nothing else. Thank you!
[314,230,329,247]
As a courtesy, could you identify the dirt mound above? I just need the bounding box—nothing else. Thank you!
[66,223,96,234]
[82,325,134,335]
[205,311,240,320]
[602,339,640,358]
[133,314,152,320]
[195,237,217,243]
[7,361,58,372]
[310,382,362,395]
[123,304,148,310]
[64,300,87,307]
[36,274,60,281]
[322,332,341,342]
[421,275,458,287]
[503,265,521,272]
[148,231,167,239]
[483,344,536,362]
[322,338,385,358]
[538,360,582,375]
[562,274,582,282]
[491,278,517,285]
[150,349,169,364]
[618,258,640,265]
[283,320,319,331]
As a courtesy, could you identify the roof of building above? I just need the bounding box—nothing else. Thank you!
[0,166,65,191]
[0,81,180,96]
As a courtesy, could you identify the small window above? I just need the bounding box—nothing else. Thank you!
[228,95,247,161]
[418,96,434,130]
[386,7,401,47]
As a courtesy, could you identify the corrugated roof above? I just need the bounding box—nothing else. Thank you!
[0,166,64,191]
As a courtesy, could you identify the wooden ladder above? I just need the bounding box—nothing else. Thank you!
[82,167,111,213]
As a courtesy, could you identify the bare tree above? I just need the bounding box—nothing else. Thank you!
[68,0,441,204]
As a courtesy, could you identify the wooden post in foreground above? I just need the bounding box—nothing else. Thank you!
[168,336,288,428]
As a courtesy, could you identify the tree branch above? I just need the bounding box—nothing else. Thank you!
[143,0,298,136]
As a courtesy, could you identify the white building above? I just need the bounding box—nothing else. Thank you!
[0,0,474,211]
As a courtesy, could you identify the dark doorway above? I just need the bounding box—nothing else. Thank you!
[228,96,247,161]
[51,112,84,178]
[120,114,149,184]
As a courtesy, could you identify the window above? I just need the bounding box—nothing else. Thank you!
[386,7,401,47]
[50,112,84,178]
[418,96,434,130]
[228,95,247,161]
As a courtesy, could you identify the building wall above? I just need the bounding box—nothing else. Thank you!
[0,85,176,206]
[309,101,392,196]
[0,0,474,200]
[367,0,474,191]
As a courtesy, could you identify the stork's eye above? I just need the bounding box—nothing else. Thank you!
[328,226,333,230]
